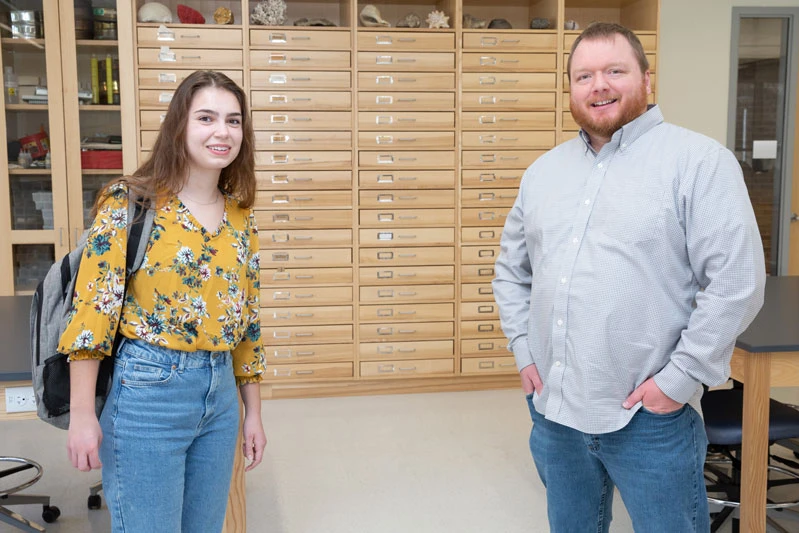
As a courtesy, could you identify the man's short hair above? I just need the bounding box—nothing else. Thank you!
[567,22,650,81]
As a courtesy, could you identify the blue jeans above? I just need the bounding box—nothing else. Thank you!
[99,338,240,533]
[527,395,709,532]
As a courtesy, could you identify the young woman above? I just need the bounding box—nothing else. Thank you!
[59,70,266,532]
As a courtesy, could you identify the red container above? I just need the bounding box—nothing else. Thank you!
[81,150,122,169]
[19,130,50,159]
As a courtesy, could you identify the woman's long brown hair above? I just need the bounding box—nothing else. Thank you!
[93,70,256,216]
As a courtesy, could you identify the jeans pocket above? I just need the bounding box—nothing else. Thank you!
[121,358,175,387]
[639,404,686,418]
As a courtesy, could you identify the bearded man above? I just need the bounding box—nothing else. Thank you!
[493,22,766,532]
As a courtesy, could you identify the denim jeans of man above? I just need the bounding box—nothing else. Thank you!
[99,338,240,533]
[526,394,709,532]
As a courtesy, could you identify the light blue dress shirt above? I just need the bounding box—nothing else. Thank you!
[493,106,766,434]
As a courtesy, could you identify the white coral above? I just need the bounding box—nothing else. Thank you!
[426,10,449,29]
[251,0,287,26]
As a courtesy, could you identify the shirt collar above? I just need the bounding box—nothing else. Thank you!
[578,104,664,154]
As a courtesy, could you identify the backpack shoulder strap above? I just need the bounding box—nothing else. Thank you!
[125,189,155,275]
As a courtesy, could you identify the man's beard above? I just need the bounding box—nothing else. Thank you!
[569,83,649,140]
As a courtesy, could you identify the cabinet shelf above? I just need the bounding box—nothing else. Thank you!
[78,105,121,111]
[8,169,52,175]
[4,104,49,111]
[76,39,119,47]
[0,38,46,50]
[82,168,122,174]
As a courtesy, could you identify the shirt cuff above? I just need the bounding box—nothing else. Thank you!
[237,375,263,386]
[511,337,534,372]
[653,361,701,404]
[67,349,104,362]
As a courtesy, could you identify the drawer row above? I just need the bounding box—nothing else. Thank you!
[256,209,510,230]
[260,264,496,285]
[259,284,496,306]
[260,246,499,266]
[251,170,525,189]
[262,320,504,342]
[259,227,506,247]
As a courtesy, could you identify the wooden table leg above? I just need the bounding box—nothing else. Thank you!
[223,401,246,532]
[740,352,771,533]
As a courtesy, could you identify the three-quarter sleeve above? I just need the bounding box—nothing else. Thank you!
[231,209,266,385]
[58,185,130,361]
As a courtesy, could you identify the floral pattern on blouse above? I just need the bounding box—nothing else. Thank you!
[58,184,265,385]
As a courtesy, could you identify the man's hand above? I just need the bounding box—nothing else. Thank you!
[520,364,544,395]
[623,377,683,414]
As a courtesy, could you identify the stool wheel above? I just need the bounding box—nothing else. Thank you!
[88,494,102,510]
[42,505,60,523]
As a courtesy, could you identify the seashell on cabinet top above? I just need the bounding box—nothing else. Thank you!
[360,4,390,27]
[426,10,449,29]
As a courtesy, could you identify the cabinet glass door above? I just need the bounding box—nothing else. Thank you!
[1,0,67,294]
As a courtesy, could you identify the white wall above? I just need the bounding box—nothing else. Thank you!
[658,0,799,144]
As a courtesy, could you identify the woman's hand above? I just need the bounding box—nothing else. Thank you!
[242,413,267,471]
[67,410,103,471]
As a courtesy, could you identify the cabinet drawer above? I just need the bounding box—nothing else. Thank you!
[252,111,352,130]
[360,359,454,378]
[359,190,454,208]
[255,151,352,170]
[461,283,495,301]
[359,228,454,247]
[262,305,353,326]
[265,286,353,306]
[250,29,351,49]
[251,70,351,89]
[255,131,352,151]
[462,227,502,244]
[359,246,455,266]
[138,89,177,108]
[461,207,512,226]
[461,320,504,338]
[261,267,353,286]
[256,210,352,229]
[563,110,578,131]
[359,209,454,227]
[564,31,656,51]
[461,92,555,111]
[358,131,454,150]
[255,190,352,209]
[251,91,351,110]
[360,284,454,303]
[358,92,454,111]
[266,343,354,364]
[138,47,242,68]
[257,170,352,190]
[461,189,518,207]
[138,69,242,89]
[137,26,242,48]
[359,340,454,360]
[462,150,543,169]
[357,52,454,70]
[359,322,454,342]
[358,72,455,90]
[462,53,556,72]
[359,303,454,322]
[461,131,554,149]
[464,32,557,50]
[251,50,350,69]
[264,362,353,381]
[140,110,168,129]
[140,130,158,150]
[358,150,455,168]
[262,229,352,247]
[359,265,454,284]
[461,112,555,130]
[358,31,455,50]
[461,338,509,357]
[462,169,523,188]
[264,325,353,344]
[360,170,455,189]
[461,357,517,375]
[462,72,556,91]
[461,246,499,264]
[461,264,496,283]
[262,248,352,268]
[358,112,454,131]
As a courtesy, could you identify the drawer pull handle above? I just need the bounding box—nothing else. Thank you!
[269,95,287,104]
[500,156,519,161]
[499,79,520,84]
[479,211,496,220]
[295,370,315,375]
[499,137,519,141]
[478,268,494,276]
[295,333,314,337]
[501,39,521,44]
[377,308,394,317]
[378,194,394,202]
[376,35,392,45]
[478,343,495,350]
[294,236,313,241]
[292,36,311,41]
[180,55,202,60]
[479,173,496,182]
[398,366,417,372]
[294,197,313,201]
[377,174,394,183]
[291,56,311,61]
[296,275,314,279]
[272,154,289,164]
[296,351,315,356]
[479,96,496,105]
[295,293,314,298]
[377,115,394,125]
[273,331,291,339]
[272,194,289,203]
[398,157,416,162]
[377,271,394,279]
[397,273,416,277]
[397,234,416,239]
[295,117,313,122]
[158,47,176,62]
[397,78,417,83]
[499,99,519,103]
[272,214,290,223]
[500,59,520,63]
[479,193,495,201]
[480,135,497,144]
[398,348,416,353]
[272,233,289,243]
[479,361,495,369]
[157,28,175,41]
[499,363,516,368]
[398,291,417,296]
[294,137,312,142]
[376,55,393,64]
[378,232,394,241]
[398,253,417,258]
[272,252,289,261]
[397,98,417,103]
[398,176,417,181]
[295,176,312,181]
[478,249,495,257]
[398,38,417,43]
[376,135,394,144]
[398,215,417,220]
[270,134,288,144]
[480,56,497,66]
[159,92,173,103]
[397,58,416,63]
[179,34,201,39]
[273,369,291,376]
[480,37,498,46]
[479,116,496,124]
[273,349,292,358]
[273,291,290,300]
[398,329,416,334]
[296,313,314,318]
[377,346,394,354]
[397,118,416,122]
[376,95,393,104]
[479,230,496,238]
[499,175,517,180]
[377,251,394,260]
[294,255,313,260]
[273,311,291,319]
[480,154,496,163]
[378,364,395,373]
[269,32,287,43]
[158,72,177,83]
[479,76,496,85]
[398,311,416,316]
[377,213,394,222]
[478,287,494,295]
[376,75,394,84]
[478,305,496,313]
[398,137,417,142]
[291,77,312,81]
[269,53,287,64]
[269,74,287,84]
[377,327,393,335]
[272,270,290,280]
[293,98,312,102]
[478,324,495,332]
[271,114,288,124]
[295,216,314,221]
[294,156,311,162]
[499,118,519,122]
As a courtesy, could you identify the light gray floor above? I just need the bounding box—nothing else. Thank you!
[6,388,794,532]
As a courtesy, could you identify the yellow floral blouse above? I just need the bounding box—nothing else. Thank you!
[58,184,265,385]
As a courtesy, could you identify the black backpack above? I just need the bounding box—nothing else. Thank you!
[30,190,154,429]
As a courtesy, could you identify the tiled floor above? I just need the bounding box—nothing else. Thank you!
[4,388,798,532]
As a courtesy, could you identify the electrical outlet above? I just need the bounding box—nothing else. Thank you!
[5,386,37,413]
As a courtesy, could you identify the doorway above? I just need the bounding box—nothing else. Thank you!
[728,8,799,275]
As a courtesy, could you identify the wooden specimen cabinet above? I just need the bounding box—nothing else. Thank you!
[1,0,659,398]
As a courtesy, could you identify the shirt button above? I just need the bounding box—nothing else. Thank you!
[572,237,579,244]
[555,361,562,367]
[622,143,627,148]
[597,163,603,169]
[560,277,567,284]
[584,199,590,205]
[557,319,563,326]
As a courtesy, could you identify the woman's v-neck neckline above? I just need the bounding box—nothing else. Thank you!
[175,195,229,237]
